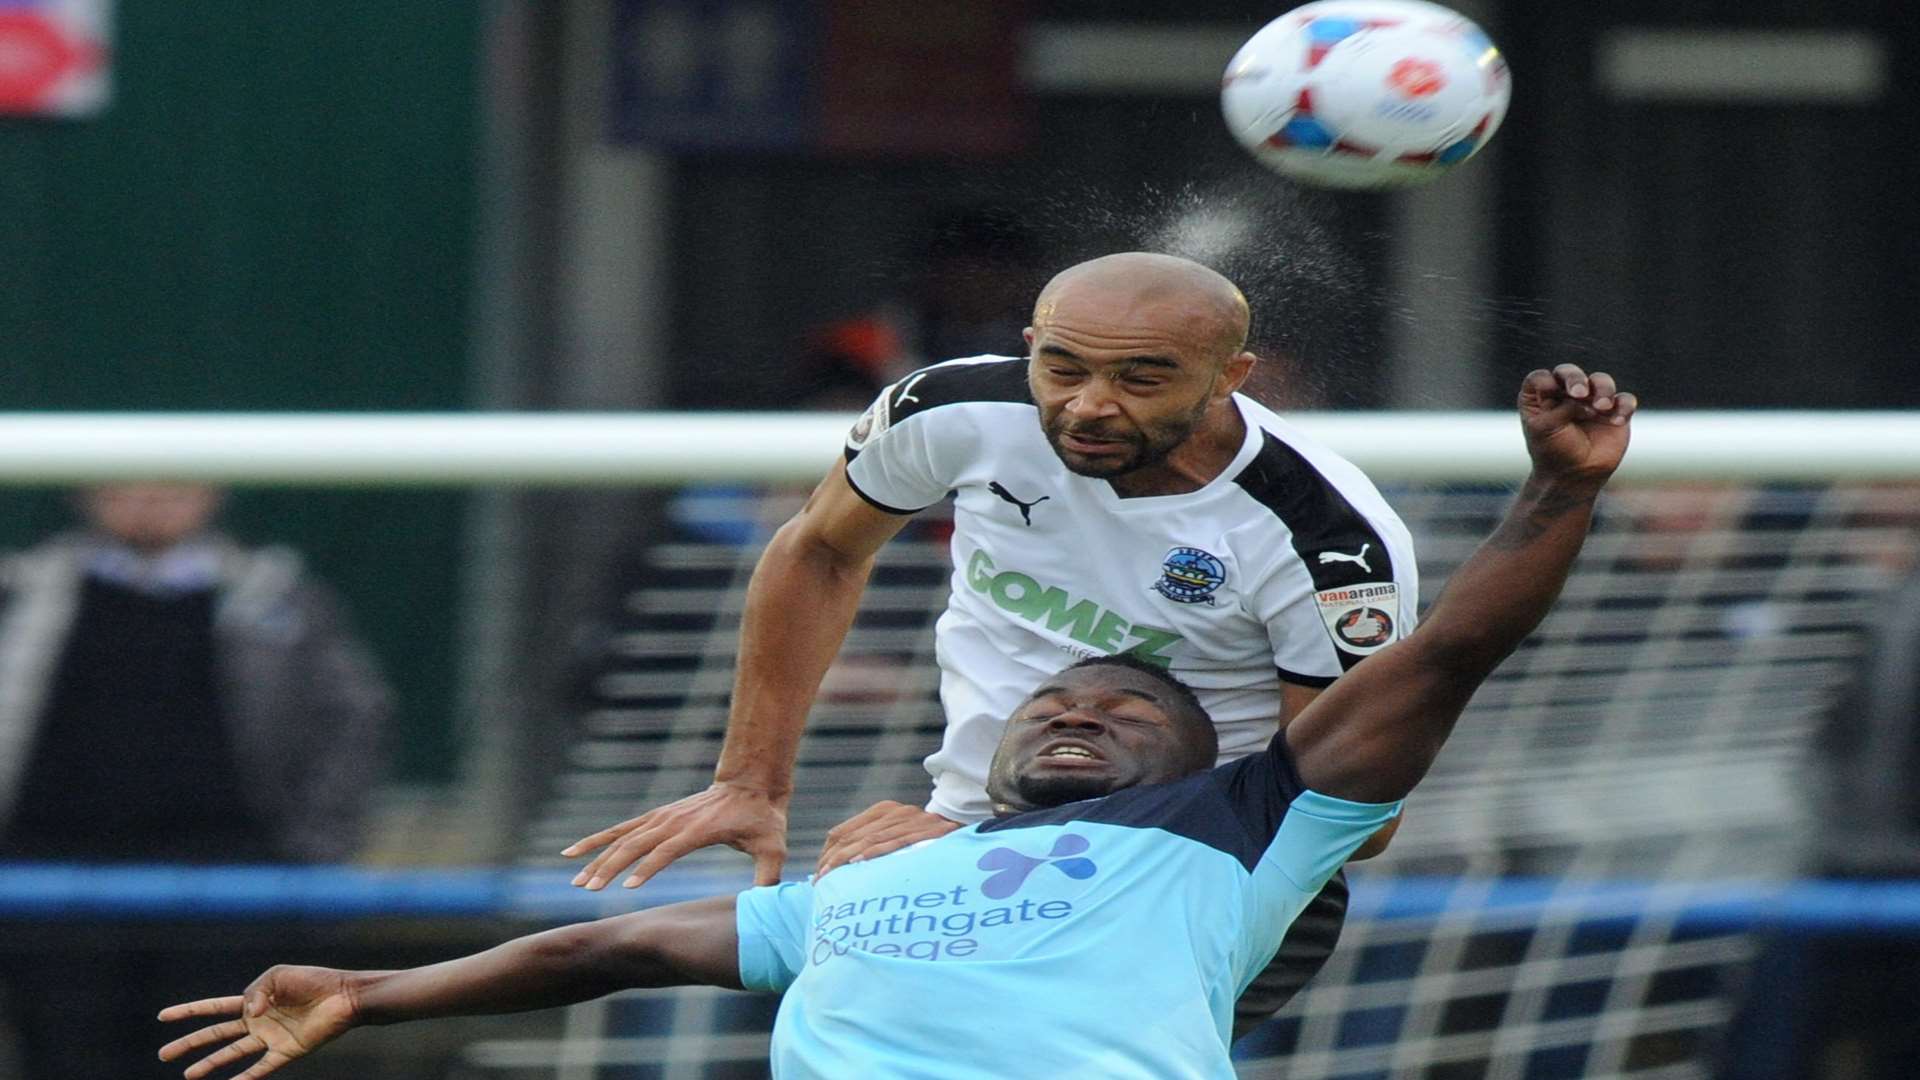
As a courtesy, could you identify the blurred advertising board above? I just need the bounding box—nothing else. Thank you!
[609,0,1028,157]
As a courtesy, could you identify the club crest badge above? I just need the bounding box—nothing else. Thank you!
[1153,547,1226,605]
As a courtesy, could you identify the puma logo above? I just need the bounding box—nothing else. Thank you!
[893,372,930,408]
[988,482,1050,526]
[1317,543,1372,572]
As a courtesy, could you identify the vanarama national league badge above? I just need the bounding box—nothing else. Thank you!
[1154,547,1227,605]
[1314,582,1400,655]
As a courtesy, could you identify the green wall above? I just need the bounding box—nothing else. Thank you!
[0,3,482,782]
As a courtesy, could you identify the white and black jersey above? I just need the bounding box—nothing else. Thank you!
[845,355,1418,822]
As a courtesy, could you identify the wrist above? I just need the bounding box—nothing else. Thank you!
[1523,470,1608,500]
[709,773,792,803]
[343,970,397,1026]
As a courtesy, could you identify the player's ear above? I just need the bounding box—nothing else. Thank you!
[1217,351,1257,400]
[1022,326,1036,351]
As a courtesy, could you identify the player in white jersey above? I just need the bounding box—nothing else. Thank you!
[840,352,1415,823]
[566,251,1416,1027]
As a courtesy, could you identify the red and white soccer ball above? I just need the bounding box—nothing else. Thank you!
[1221,0,1511,189]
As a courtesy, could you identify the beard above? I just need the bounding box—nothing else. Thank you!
[1040,395,1211,479]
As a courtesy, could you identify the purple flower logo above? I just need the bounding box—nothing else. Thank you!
[977,834,1097,899]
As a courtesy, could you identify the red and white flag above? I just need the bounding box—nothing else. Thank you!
[0,0,111,117]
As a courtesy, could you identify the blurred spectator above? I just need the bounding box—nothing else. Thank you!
[0,482,390,862]
[1716,555,1920,1080]
[788,316,911,412]
[0,482,392,1078]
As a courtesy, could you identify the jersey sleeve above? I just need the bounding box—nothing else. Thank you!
[1215,734,1401,890]
[1262,789,1401,891]
[1251,513,1419,688]
[1232,425,1420,686]
[841,379,955,514]
[735,881,813,992]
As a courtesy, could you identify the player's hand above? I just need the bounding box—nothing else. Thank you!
[564,781,789,890]
[159,966,358,1079]
[816,801,964,878]
[1518,364,1637,483]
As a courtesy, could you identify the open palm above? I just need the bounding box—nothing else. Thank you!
[159,966,358,1079]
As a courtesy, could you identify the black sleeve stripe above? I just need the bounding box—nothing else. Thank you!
[885,356,1032,424]
[1276,667,1338,689]
[1233,430,1398,673]
[842,469,924,516]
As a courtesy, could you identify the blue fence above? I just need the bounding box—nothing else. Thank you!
[4,863,1917,930]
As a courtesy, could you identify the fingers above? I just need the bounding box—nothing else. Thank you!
[561,813,651,859]
[571,786,790,889]
[574,819,674,888]
[1551,363,1589,399]
[621,831,787,889]
[1525,365,1636,426]
[159,996,245,1023]
[577,821,682,890]
[1611,391,1638,420]
[817,826,944,877]
[817,802,913,875]
[158,1020,248,1062]
[821,801,907,849]
[182,1033,265,1080]
[817,806,962,878]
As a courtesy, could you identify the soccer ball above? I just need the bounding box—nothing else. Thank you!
[1221,0,1511,189]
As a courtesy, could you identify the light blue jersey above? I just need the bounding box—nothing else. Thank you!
[736,737,1399,1078]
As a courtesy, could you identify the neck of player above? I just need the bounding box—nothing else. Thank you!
[1106,400,1248,499]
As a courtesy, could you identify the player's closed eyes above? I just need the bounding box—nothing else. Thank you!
[1023,707,1159,727]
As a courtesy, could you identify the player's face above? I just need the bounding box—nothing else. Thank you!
[1025,289,1228,479]
[986,665,1204,812]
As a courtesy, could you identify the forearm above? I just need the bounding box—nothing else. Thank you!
[1286,472,1603,801]
[1416,472,1602,679]
[353,901,742,1025]
[716,518,874,795]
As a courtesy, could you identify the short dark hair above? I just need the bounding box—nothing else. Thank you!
[1060,654,1218,767]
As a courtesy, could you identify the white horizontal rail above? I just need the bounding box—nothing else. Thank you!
[0,412,1913,485]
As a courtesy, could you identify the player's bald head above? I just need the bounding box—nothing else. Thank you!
[1033,252,1251,361]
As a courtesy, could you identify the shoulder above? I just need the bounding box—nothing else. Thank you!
[884,355,1032,424]
[845,355,1033,464]
[1231,400,1398,521]
[1228,400,1412,569]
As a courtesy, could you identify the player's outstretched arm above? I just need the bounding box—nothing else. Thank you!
[159,897,742,1079]
[1285,365,1636,804]
[566,458,912,890]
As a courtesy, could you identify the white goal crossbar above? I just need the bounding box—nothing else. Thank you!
[0,411,1914,485]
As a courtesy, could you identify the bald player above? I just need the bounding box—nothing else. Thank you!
[568,252,1420,1029]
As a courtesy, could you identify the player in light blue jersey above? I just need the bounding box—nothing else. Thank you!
[159,366,1635,1080]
